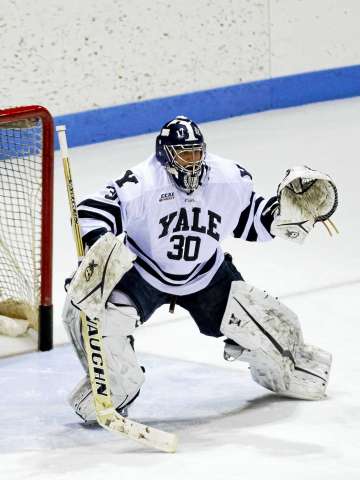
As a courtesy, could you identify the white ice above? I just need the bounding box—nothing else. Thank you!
[1,97,359,480]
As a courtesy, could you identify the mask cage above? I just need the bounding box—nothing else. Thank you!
[164,143,206,175]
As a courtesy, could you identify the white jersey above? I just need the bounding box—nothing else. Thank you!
[77,153,277,295]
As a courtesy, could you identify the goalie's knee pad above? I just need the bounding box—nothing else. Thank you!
[221,281,331,400]
[67,232,136,320]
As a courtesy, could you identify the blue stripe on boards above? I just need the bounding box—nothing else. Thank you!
[270,65,360,109]
[54,64,360,148]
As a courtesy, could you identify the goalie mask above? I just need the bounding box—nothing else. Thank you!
[155,116,206,194]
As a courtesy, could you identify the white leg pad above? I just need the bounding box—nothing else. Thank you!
[65,297,145,421]
[62,294,87,372]
[221,281,331,400]
[285,344,331,400]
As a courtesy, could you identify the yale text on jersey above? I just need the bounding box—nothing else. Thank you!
[159,207,221,241]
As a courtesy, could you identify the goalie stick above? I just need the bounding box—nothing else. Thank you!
[56,125,177,453]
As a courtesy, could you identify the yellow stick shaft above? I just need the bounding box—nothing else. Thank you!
[56,124,114,413]
[62,156,84,257]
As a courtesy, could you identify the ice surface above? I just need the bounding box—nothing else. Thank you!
[1,97,360,479]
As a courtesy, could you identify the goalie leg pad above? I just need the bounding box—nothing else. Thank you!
[285,344,331,400]
[67,232,136,320]
[62,294,88,372]
[220,281,303,351]
[221,281,331,400]
[69,334,144,422]
[66,298,145,421]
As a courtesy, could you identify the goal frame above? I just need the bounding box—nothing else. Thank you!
[0,105,54,351]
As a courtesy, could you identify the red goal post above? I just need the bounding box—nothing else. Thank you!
[0,105,53,351]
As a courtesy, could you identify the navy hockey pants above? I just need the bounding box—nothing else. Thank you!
[115,254,243,338]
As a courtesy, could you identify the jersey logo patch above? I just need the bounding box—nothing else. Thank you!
[159,192,175,202]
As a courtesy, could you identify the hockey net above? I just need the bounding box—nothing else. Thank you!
[0,106,53,350]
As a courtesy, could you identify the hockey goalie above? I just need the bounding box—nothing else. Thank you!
[64,116,338,422]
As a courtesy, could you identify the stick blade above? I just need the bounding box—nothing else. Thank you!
[98,412,178,453]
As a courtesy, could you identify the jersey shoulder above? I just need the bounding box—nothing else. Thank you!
[111,155,168,202]
[206,153,253,186]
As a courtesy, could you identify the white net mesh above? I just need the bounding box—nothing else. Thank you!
[0,118,43,330]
